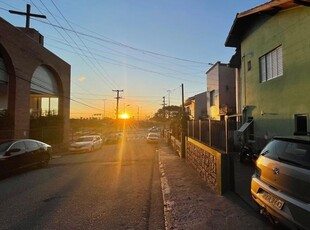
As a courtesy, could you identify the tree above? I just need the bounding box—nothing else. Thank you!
[152,105,181,121]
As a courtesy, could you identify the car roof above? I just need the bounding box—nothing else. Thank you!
[80,135,98,138]
[0,139,42,143]
[273,135,310,144]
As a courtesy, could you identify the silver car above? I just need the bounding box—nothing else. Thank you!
[146,132,159,144]
[251,136,310,230]
[69,135,102,153]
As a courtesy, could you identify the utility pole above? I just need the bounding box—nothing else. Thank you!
[103,99,106,119]
[181,84,185,112]
[112,90,123,120]
[167,90,171,118]
[162,96,167,132]
[181,83,186,158]
[9,4,46,29]
[162,96,167,119]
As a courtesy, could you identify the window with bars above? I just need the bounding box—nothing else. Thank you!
[259,46,283,82]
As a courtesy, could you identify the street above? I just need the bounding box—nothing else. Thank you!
[0,132,165,229]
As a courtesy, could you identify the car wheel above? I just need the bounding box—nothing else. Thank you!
[40,154,50,167]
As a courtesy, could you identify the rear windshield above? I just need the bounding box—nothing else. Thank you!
[77,137,93,142]
[262,140,310,169]
[148,133,158,137]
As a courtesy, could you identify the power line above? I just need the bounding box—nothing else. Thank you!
[31,19,209,65]
[45,41,205,84]
[49,0,120,90]
[30,0,119,90]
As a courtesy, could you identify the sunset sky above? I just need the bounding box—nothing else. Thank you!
[0,0,265,119]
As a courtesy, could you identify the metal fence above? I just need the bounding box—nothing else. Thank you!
[188,119,241,153]
[0,126,63,144]
[30,126,63,144]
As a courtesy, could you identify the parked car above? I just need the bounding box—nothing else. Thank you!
[0,139,51,177]
[103,133,123,145]
[146,132,159,144]
[69,135,102,153]
[148,126,160,133]
[251,136,310,229]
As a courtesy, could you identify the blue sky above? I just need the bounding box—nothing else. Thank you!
[0,0,266,118]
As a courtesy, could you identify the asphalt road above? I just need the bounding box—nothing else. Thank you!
[0,134,165,229]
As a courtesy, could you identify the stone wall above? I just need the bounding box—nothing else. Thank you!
[186,137,230,195]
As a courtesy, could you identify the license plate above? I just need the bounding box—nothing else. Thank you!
[261,192,284,210]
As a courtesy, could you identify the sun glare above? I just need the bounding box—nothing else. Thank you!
[120,113,129,119]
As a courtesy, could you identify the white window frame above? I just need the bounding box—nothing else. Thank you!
[259,46,283,82]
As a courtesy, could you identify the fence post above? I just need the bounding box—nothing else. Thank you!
[225,116,228,154]
[209,119,212,147]
[199,120,202,142]
[187,120,189,137]
[192,120,194,138]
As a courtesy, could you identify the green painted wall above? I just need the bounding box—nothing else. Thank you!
[239,6,310,149]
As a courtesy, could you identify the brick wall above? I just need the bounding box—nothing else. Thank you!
[0,18,70,148]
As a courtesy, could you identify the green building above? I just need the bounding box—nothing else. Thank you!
[225,0,310,150]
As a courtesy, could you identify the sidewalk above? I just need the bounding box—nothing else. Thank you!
[158,145,272,230]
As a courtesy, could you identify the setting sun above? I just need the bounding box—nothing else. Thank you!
[120,113,130,119]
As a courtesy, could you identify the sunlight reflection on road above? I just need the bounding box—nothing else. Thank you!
[113,121,127,189]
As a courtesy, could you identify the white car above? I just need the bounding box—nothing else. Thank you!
[146,132,159,144]
[69,135,102,153]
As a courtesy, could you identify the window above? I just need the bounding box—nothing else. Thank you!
[264,139,310,170]
[295,114,308,135]
[24,140,39,151]
[10,141,26,155]
[259,46,283,82]
[30,96,58,117]
[0,57,8,84]
[30,65,59,118]
[0,57,8,112]
[210,90,215,106]
[247,60,252,71]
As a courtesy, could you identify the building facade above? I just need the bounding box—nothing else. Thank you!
[225,0,310,149]
[184,91,207,120]
[206,62,236,121]
[0,18,70,150]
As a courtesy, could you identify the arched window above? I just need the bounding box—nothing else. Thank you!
[0,56,9,113]
[30,65,59,118]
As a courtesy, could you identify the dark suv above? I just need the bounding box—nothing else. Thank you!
[251,136,310,230]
